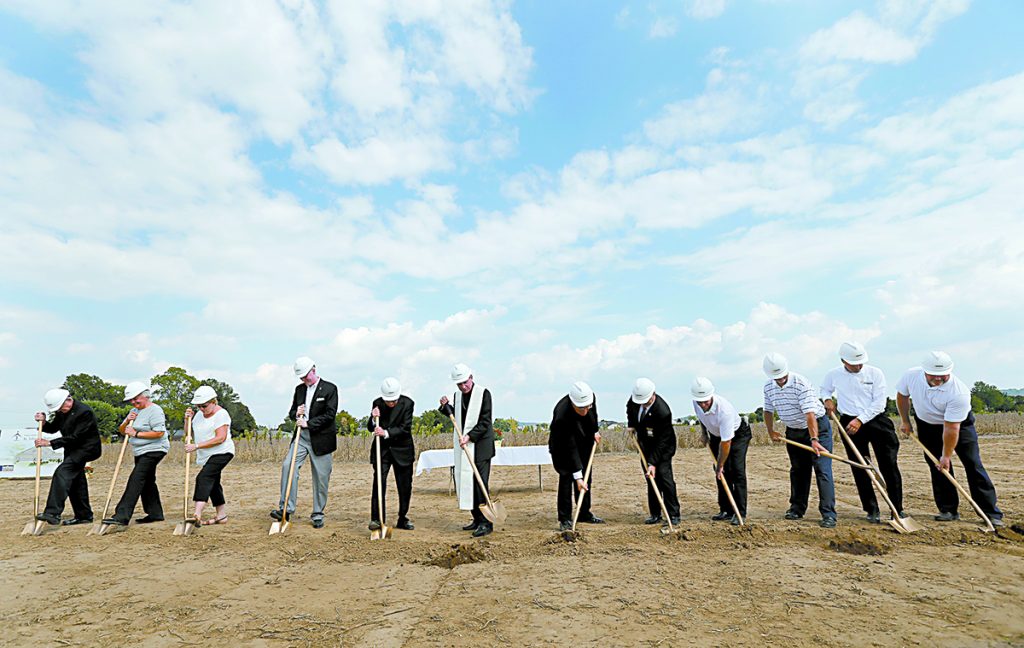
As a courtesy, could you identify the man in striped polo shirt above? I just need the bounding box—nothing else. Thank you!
[762,352,837,528]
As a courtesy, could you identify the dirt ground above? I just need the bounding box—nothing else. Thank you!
[2,435,1023,647]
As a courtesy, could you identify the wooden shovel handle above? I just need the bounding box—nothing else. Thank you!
[373,416,386,526]
[828,412,906,527]
[780,438,870,469]
[707,444,743,526]
[280,417,304,521]
[183,417,192,523]
[631,433,674,533]
[571,442,597,530]
[448,414,497,510]
[99,433,132,520]
[33,420,43,517]
[907,425,994,532]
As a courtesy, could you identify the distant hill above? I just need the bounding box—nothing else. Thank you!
[1004,389,1024,396]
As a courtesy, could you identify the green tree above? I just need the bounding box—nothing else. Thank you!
[972,381,1014,412]
[413,409,452,436]
[747,407,765,423]
[150,367,200,431]
[199,378,256,435]
[63,374,123,406]
[336,410,362,436]
[82,399,132,441]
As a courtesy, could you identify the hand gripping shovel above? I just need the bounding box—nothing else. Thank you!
[22,421,47,536]
[906,422,995,533]
[448,413,507,525]
[707,445,743,526]
[173,417,198,536]
[561,442,597,541]
[829,412,920,533]
[270,417,304,535]
[631,433,676,535]
[371,417,392,541]
[89,432,131,535]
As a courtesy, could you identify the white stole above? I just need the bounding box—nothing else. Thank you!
[453,386,484,510]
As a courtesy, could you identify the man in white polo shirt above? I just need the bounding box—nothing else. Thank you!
[895,351,1003,526]
[692,377,751,526]
[821,342,905,524]
[762,353,837,528]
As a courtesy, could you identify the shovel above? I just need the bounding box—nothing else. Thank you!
[707,445,744,526]
[21,421,47,536]
[906,423,995,533]
[89,431,131,535]
[829,412,921,533]
[370,417,393,541]
[448,413,507,525]
[570,442,597,533]
[630,433,676,535]
[780,438,872,470]
[173,417,198,536]
[269,416,304,535]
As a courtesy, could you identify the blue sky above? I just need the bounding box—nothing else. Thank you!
[2,0,1023,428]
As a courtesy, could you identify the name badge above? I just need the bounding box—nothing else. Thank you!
[316,397,325,401]
[646,430,653,437]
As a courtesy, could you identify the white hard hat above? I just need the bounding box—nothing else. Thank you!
[921,350,954,376]
[44,388,70,414]
[380,377,402,401]
[450,363,472,383]
[123,381,150,401]
[569,381,594,407]
[839,341,868,365]
[293,356,315,379]
[631,378,656,404]
[190,385,218,405]
[691,376,715,402]
[763,352,789,379]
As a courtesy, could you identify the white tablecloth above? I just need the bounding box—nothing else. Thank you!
[415,445,552,477]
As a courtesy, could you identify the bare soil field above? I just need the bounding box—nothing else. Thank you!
[2,431,1023,647]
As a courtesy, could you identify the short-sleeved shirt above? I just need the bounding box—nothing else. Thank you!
[895,368,971,425]
[764,372,826,429]
[192,408,234,465]
[693,395,742,441]
[128,403,169,457]
[819,365,887,423]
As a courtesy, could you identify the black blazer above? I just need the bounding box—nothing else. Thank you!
[288,379,339,456]
[366,395,415,467]
[626,394,676,465]
[547,395,599,476]
[439,387,495,462]
[43,399,102,461]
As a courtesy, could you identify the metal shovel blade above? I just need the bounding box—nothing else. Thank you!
[22,520,46,536]
[268,520,286,535]
[88,522,108,536]
[480,502,507,525]
[173,520,198,536]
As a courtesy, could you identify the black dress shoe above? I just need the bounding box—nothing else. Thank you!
[395,518,414,530]
[669,517,681,526]
[311,518,324,529]
[471,523,493,537]
[643,515,663,525]
[730,515,741,526]
[559,520,573,532]
[368,520,382,531]
[934,511,960,522]
[135,515,164,524]
[784,510,803,520]
[59,517,91,526]
[462,520,480,531]
[866,510,881,524]
[270,509,285,521]
[102,517,129,526]
[711,511,732,521]
[580,515,605,524]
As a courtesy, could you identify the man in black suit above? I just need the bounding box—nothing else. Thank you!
[547,381,604,531]
[626,377,681,526]
[368,377,416,531]
[439,363,495,537]
[270,356,338,529]
[33,388,102,525]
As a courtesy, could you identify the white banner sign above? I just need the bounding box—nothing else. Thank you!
[0,428,64,479]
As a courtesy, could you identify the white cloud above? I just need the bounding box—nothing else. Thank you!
[687,0,728,20]
[801,11,920,64]
[648,17,679,39]
[304,134,451,185]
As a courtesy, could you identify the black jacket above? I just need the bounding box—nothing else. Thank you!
[43,399,102,461]
[547,395,599,476]
[439,386,495,462]
[626,394,676,465]
[288,379,339,456]
[367,395,415,467]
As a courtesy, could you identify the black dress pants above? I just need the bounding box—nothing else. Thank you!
[370,454,413,522]
[113,451,166,522]
[838,413,903,513]
[470,459,492,525]
[709,422,751,516]
[557,470,593,522]
[644,458,680,520]
[43,452,93,520]
[916,414,1001,520]
[193,453,233,506]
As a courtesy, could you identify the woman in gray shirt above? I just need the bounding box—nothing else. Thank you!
[103,382,170,527]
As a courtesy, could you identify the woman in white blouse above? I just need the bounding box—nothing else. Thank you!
[184,385,235,525]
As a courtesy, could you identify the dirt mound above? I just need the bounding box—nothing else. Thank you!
[996,524,1024,543]
[424,543,488,568]
[829,533,891,556]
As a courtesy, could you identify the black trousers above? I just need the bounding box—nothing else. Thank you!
[370,455,413,522]
[557,470,593,522]
[709,422,751,516]
[470,459,492,525]
[113,451,166,522]
[44,453,93,520]
[916,414,1001,519]
[193,453,233,507]
[838,413,903,513]
[784,417,836,518]
[643,458,680,520]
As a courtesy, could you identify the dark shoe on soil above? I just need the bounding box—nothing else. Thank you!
[934,511,960,522]
[135,515,164,524]
[462,520,480,531]
[395,518,414,530]
[819,517,837,529]
[471,523,493,538]
[711,511,732,521]
[59,516,91,526]
[368,520,382,531]
[669,517,681,526]
[866,510,881,524]
[730,515,741,526]
[311,518,324,529]
[559,520,573,532]
[580,515,605,524]
[644,515,663,525]
[270,509,291,522]
[784,510,803,520]
[102,518,129,526]
[991,517,1004,528]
